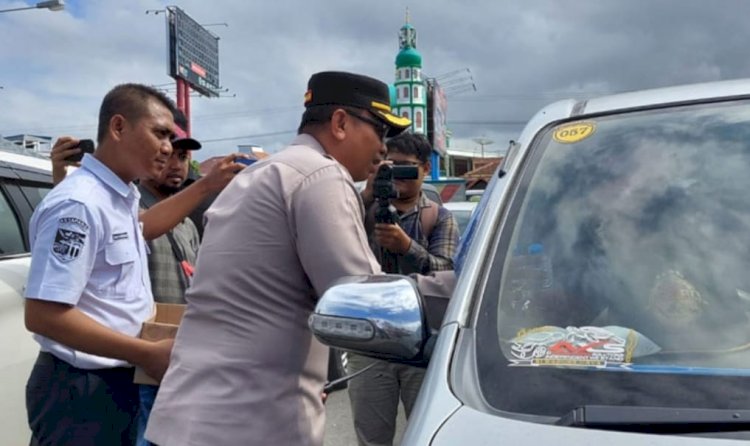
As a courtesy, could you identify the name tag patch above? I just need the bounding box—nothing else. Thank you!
[52,217,88,262]
[112,232,129,241]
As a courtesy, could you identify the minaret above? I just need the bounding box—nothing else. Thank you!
[394,8,427,134]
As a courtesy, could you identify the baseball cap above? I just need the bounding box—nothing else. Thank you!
[304,71,411,137]
[172,125,201,151]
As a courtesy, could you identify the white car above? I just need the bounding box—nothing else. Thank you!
[312,78,750,444]
[442,201,477,236]
[0,150,53,444]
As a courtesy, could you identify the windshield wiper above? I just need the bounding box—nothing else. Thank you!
[556,405,750,434]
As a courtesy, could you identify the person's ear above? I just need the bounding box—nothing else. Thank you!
[109,114,127,142]
[329,108,348,141]
[422,160,431,177]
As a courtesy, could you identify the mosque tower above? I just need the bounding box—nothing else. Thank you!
[393,8,427,134]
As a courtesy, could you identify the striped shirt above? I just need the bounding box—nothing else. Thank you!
[138,185,199,304]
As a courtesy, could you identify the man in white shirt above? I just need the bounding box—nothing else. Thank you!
[24,83,242,446]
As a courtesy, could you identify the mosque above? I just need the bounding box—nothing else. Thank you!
[389,11,497,197]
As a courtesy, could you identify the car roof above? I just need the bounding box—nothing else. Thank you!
[443,201,477,212]
[0,150,52,171]
[581,77,750,115]
[505,77,750,175]
[523,78,750,136]
[0,150,52,182]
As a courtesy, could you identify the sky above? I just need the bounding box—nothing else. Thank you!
[2,0,750,161]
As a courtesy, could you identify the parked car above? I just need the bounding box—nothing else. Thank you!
[310,78,750,444]
[0,150,53,444]
[465,189,484,202]
[442,201,477,236]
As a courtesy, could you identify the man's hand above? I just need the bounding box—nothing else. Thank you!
[50,136,82,185]
[140,152,251,240]
[137,338,175,383]
[24,300,176,382]
[374,222,412,254]
[196,153,251,194]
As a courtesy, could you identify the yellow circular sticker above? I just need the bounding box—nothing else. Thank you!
[553,122,596,144]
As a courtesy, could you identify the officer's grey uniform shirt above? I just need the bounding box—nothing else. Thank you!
[25,154,153,369]
[146,134,382,446]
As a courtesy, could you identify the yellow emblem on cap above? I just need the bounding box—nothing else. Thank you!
[371,101,392,112]
[553,122,596,144]
[304,90,312,104]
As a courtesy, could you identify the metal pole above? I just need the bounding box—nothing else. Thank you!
[176,79,185,113]
[184,82,191,136]
[0,6,34,12]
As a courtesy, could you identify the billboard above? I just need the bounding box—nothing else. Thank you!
[428,79,448,156]
[167,6,220,97]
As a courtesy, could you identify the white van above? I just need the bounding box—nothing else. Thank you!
[311,78,750,444]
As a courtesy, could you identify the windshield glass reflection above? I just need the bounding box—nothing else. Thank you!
[477,99,750,423]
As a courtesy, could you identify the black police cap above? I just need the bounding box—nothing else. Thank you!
[304,71,411,137]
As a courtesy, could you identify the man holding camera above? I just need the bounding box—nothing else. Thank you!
[350,132,460,446]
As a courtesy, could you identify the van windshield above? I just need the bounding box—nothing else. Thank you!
[475,99,750,423]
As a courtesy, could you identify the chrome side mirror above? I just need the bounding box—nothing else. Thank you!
[309,274,428,363]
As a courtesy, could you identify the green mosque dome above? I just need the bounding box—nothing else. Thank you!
[396,47,422,68]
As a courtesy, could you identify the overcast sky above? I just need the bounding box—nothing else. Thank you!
[2,0,750,160]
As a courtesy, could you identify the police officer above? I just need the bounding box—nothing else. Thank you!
[22,83,241,446]
[145,71,411,446]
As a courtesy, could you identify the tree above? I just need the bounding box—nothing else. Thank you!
[190,159,201,176]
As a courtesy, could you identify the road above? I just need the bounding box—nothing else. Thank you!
[8,380,404,446]
[324,386,406,446]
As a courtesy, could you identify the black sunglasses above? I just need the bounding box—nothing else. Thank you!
[348,112,389,141]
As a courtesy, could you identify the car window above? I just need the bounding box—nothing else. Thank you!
[20,184,51,209]
[0,190,26,256]
[475,99,750,422]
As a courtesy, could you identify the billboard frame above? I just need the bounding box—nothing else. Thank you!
[166,6,220,98]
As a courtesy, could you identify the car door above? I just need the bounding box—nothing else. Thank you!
[0,161,52,445]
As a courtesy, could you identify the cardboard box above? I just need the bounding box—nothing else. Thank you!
[133,303,186,385]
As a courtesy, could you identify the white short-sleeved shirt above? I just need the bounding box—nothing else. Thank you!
[25,154,153,369]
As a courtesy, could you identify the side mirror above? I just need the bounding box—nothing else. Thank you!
[309,274,429,365]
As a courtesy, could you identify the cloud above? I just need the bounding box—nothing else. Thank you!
[2,0,750,159]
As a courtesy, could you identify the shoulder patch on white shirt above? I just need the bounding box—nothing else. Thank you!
[52,217,88,262]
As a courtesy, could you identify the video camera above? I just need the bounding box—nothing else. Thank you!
[372,163,419,224]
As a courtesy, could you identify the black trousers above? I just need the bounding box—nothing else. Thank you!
[26,352,139,446]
